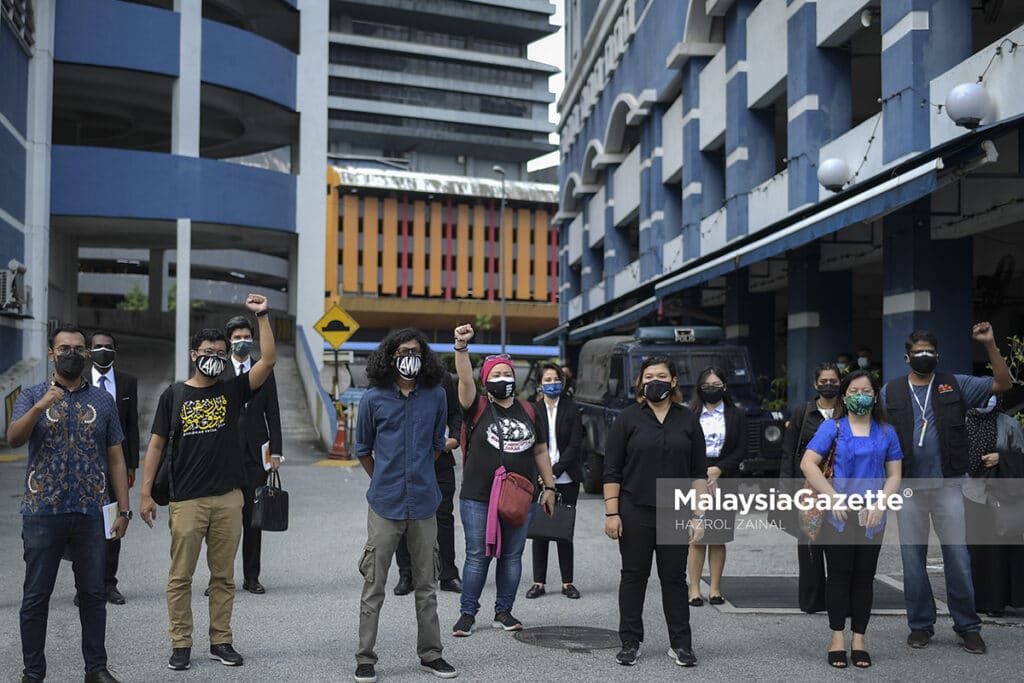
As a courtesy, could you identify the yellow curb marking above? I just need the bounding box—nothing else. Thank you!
[0,454,26,462]
[312,459,361,467]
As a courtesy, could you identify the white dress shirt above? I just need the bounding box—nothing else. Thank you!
[234,357,251,376]
[91,366,117,402]
[545,398,572,484]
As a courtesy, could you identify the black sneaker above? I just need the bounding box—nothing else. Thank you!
[209,643,244,666]
[354,663,377,683]
[419,657,458,679]
[452,613,475,637]
[907,630,932,649]
[616,641,641,666]
[959,631,987,654]
[668,645,697,667]
[168,647,191,670]
[492,611,522,631]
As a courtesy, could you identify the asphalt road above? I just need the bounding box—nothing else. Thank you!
[2,339,1022,681]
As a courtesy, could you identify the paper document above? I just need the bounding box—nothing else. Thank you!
[102,502,118,540]
[262,440,272,471]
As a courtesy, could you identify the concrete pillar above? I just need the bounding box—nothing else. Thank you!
[725,270,775,382]
[881,199,973,383]
[786,243,852,407]
[638,105,665,281]
[724,0,774,240]
[148,249,165,312]
[603,168,628,301]
[881,0,972,162]
[24,0,56,377]
[680,58,723,260]
[787,0,851,208]
[174,220,192,381]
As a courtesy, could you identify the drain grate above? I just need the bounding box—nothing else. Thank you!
[514,626,620,652]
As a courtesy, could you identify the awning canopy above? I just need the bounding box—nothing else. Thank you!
[567,296,659,342]
[533,322,569,345]
[656,158,943,299]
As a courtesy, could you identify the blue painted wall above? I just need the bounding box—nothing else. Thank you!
[0,123,26,225]
[0,25,29,134]
[50,146,297,231]
[201,20,297,110]
[54,0,180,77]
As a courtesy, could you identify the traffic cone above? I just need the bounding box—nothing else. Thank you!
[328,406,350,460]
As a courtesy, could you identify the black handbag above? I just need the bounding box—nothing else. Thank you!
[152,383,187,506]
[252,470,289,532]
[527,492,576,544]
[988,490,1024,537]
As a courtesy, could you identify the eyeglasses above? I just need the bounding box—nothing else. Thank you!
[395,349,421,357]
[197,349,229,359]
[55,345,87,355]
[700,383,725,390]
[846,388,875,396]
[485,354,512,362]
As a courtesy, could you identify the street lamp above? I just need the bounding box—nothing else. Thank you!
[492,165,507,354]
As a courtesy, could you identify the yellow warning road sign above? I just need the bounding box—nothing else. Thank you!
[314,304,360,349]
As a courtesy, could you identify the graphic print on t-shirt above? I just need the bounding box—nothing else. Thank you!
[485,416,535,453]
[180,395,228,436]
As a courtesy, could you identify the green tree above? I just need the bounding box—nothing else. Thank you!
[116,282,149,311]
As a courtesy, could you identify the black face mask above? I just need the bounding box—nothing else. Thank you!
[816,384,840,399]
[642,380,673,403]
[700,387,725,404]
[486,377,516,400]
[55,351,87,379]
[908,353,938,376]
[91,348,115,370]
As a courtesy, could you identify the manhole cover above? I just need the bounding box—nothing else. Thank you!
[514,626,620,652]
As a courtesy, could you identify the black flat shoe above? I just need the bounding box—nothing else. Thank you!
[708,595,725,605]
[439,577,462,593]
[828,650,848,668]
[561,584,581,599]
[106,586,126,605]
[242,580,265,595]
[689,597,704,607]
[850,650,871,668]
[393,575,413,596]
[525,584,545,599]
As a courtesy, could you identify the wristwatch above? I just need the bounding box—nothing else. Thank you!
[118,510,133,520]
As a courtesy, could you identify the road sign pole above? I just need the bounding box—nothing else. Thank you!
[328,347,351,460]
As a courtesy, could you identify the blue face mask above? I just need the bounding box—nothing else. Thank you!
[541,382,563,398]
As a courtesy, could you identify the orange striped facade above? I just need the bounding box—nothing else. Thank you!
[327,191,559,305]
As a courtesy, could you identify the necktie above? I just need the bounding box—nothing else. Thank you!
[98,375,115,401]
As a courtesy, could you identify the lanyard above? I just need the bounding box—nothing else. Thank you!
[908,376,934,447]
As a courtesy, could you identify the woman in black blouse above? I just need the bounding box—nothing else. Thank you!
[603,356,708,668]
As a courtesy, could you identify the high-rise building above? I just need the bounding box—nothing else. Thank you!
[326,0,558,180]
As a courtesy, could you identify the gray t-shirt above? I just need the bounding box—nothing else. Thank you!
[880,374,992,483]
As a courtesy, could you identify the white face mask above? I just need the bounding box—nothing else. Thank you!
[857,357,870,369]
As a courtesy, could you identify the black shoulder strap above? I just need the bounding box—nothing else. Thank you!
[168,382,188,450]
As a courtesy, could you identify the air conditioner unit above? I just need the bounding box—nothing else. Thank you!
[0,259,27,316]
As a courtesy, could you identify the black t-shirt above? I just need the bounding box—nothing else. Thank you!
[460,392,547,503]
[151,374,253,502]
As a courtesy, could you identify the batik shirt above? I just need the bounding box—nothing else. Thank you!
[13,380,124,516]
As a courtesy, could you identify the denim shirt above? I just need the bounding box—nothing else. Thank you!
[13,380,124,517]
[356,383,447,520]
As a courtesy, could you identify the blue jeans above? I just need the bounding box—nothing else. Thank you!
[459,498,537,616]
[897,484,980,634]
[21,513,108,678]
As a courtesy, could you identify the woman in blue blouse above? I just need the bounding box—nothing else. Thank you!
[801,369,902,669]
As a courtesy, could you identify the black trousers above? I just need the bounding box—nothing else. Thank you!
[241,467,266,582]
[798,538,827,613]
[397,464,458,581]
[532,481,579,584]
[822,522,883,633]
[618,497,691,648]
[104,480,120,587]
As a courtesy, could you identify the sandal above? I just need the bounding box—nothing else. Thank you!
[708,595,725,605]
[828,650,848,668]
[850,650,871,668]
[689,597,704,607]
